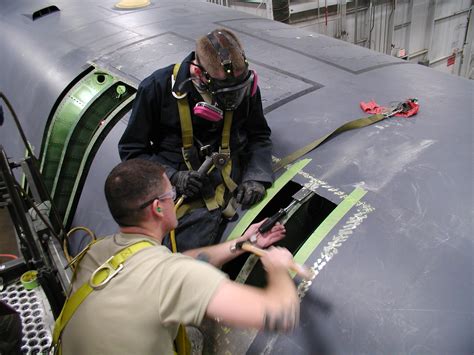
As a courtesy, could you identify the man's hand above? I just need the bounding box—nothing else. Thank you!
[170,171,205,198]
[260,246,294,274]
[235,180,266,207]
[242,220,285,249]
[205,245,300,333]
[261,247,300,332]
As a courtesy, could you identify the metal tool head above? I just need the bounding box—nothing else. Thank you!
[199,144,212,157]
[291,187,313,202]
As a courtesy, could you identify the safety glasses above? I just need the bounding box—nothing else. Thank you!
[139,186,177,209]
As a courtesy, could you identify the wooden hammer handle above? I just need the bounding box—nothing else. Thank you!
[241,242,313,280]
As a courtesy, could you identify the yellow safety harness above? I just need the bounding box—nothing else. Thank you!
[172,63,238,219]
[52,239,153,354]
[169,196,192,355]
[51,239,190,355]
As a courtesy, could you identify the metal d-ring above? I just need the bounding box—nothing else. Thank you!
[89,256,124,290]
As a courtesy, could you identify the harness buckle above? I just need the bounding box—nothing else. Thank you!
[89,256,124,290]
[212,152,229,170]
[385,98,419,118]
[171,72,187,99]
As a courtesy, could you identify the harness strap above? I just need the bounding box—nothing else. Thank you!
[52,240,154,354]
[202,195,220,211]
[170,198,192,355]
[173,64,194,171]
[272,113,385,172]
[173,64,237,215]
[213,111,237,210]
[220,111,232,149]
[175,199,204,220]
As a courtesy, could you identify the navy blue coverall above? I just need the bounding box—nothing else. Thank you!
[119,52,273,251]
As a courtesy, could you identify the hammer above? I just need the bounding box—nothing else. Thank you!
[237,241,314,280]
[174,150,222,207]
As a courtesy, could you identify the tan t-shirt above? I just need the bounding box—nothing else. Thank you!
[61,233,226,355]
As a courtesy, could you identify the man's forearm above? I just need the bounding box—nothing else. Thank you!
[205,267,300,332]
[183,236,248,267]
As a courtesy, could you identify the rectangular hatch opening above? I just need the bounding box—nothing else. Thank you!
[222,180,337,287]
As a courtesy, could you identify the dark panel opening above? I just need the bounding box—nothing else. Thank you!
[222,181,337,286]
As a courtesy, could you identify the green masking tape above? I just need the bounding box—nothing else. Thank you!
[293,187,367,267]
[20,270,39,290]
[227,159,311,241]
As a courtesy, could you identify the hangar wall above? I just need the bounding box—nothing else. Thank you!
[213,0,474,79]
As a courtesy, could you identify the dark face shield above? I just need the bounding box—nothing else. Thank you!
[208,70,255,111]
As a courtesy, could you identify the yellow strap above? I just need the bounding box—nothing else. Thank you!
[173,63,193,150]
[219,113,235,192]
[219,150,238,192]
[203,196,220,211]
[170,196,185,253]
[53,241,154,348]
[215,150,236,207]
[175,199,205,220]
[169,197,191,355]
[214,111,236,208]
[175,324,191,355]
[221,111,232,149]
[173,68,236,214]
[98,242,152,269]
[273,113,385,172]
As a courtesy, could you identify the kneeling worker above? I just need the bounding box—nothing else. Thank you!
[55,159,299,354]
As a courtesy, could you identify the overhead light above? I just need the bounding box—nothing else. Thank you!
[115,0,150,10]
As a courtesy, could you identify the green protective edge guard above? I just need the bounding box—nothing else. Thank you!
[63,94,137,226]
[53,83,135,219]
[226,158,311,241]
[292,187,367,268]
[40,71,115,192]
[50,77,116,197]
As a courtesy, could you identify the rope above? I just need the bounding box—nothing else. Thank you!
[64,226,96,266]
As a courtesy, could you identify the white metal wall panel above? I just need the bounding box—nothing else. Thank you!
[410,0,431,54]
[430,0,470,74]
[392,0,411,55]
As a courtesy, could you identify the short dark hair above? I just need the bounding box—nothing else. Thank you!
[196,28,247,78]
[104,159,165,227]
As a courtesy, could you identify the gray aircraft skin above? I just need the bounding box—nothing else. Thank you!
[0,0,472,353]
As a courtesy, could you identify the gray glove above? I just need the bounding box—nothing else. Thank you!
[170,171,205,198]
[235,180,266,206]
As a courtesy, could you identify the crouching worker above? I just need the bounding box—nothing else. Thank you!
[53,159,299,355]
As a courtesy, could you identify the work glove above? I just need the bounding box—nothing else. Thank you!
[170,171,205,198]
[235,180,266,207]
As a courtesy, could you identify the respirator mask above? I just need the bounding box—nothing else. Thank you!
[192,30,259,119]
[177,65,257,121]
[189,68,258,121]
[204,69,258,111]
